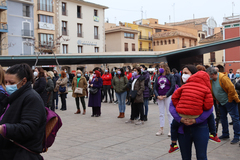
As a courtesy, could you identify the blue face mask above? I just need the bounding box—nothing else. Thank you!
[105,70,108,73]
[6,80,22,95]
[77,74,81,77]
[85,74,87,76]
[210,78,213,81]
[236,74,240,78]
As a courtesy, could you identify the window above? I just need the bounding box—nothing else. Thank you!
[23,22,31,37]
[161,41,163,45]
[62,2,67,15]
[140,42,142,49]
[172,39,175,44]
[182,38,185,48]
[156,29,162,33]
[168,40,171,44]
[77,6,82,18]
[63,44,68,54]
[62,21,67,35]
[153,41,155,46]
[189,39,191,46]
[124,33,134,39]
[95,47,99,53]
[23,5,30,17]
[94,26,98,39]
[94,9,98,16]
[164,40,167,45]
[39,34,54,47]
[78,46,82,53]
[157,41,159,46]
[210,52,215,62]
[124,43,128,51]
[149,43,151,50]
[201,34,205,39]
[77,23,82,37]
[38,15,53,23]
[38,0,53,12]
[198,33,200,37]
[132,43,135,51]
[194,41,197,46]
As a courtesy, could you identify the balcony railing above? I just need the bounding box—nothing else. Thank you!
[0,22,8,32]
[23,11,30,17]
[39,41,54,48]
[22,30,33,37]
[37,3,53,12]
[77,12,82,18]
[0,1,7,10]
[62,10,68,16]
[138,35,152,40]
[139,48,153,51]
[62,28,68,36]
[209,58,216,63]
[125,48,128,51]
[94,34,100,39]
[77,32,84,38]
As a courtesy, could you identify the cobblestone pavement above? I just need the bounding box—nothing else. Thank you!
[42,94,240,160]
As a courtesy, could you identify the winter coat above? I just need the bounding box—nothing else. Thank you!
[154,74,175,97]
[84,75,89,82]
[33,77,47,106]
[125,72,132,80]
[72,76,88,98]
[56,77,68,94]
[0,82,46,160]
[174,73,181,87]
[172,71,213,116]
[112,76,128,93]
[210,72,240,103]
[0,85,7,116]
[102,73,112,86]
[46,77,54,108]
[128,76,145,103]
[142,71,150,98]
[88,78,103,107]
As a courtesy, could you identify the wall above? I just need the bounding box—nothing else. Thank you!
[121,32,138,52]
[203,50,223,66]
[105,32,122,51]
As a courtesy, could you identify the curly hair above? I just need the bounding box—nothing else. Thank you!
[159,62,170,75]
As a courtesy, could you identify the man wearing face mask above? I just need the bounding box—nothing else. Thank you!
[207,67,240,145]
[228,69,235,83]
[0,63,46,160]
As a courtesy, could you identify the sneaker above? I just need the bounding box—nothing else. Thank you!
[114,101,118,104]
[230,138,239,144]
[168,145,179,153]
[135,121,144,125]
[209,135,221,143]
[156,129,164,136]
[125,119,134,123]
[219,135,230,140]
[168,131,171,137]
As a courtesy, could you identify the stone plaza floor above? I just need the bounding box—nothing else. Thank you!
[42,95,240,160]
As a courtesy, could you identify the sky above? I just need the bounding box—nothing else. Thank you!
[88,0,239,27]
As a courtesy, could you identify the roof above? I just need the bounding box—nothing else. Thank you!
[166,17,209,26]
[68,0,108,9]
[199,31,223,44]
[105,26,139,34]
[153,30,197,39]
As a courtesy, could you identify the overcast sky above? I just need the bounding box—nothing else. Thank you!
[88,0,239,27]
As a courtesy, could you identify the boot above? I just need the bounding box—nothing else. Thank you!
[121,112,125,118]
[144,115,148,121]
[117,113,122,118]
[82,109,86,115]
[74,109,81,114]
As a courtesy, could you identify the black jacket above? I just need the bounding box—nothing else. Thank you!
[0,82,46,160]
[174,73,181,87]
[33,77,47,106]
[154,74,176,97]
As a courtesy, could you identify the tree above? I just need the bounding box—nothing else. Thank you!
[0,36,15,54]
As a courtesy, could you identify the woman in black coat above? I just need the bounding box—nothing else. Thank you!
[33,67,47,106]
[0,63,46,160]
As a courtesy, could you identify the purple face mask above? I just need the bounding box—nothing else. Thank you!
[117,71,121,75]
[159,68,165,74]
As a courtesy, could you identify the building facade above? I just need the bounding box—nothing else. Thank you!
[7,0,34,56]
[222,15,240,72]
[0,0,8,56]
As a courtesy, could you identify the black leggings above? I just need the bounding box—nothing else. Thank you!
[60,93,67,110]
[130,103,144,121]
[75,97,86,110]
[103,85,112,101]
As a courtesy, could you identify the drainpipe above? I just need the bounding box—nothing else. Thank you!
[223,26,225,72]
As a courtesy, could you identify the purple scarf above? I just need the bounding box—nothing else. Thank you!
[132,75,140,79]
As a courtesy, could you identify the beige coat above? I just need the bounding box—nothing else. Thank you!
[55,77,68,94]
[72,76,87,97]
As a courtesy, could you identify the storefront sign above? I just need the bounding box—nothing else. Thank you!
[93,16,99,22]
[38,22,55,30]
[77,40,97,46]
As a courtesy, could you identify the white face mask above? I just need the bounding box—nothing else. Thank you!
[34,71,38,77]
[182,74,191,83]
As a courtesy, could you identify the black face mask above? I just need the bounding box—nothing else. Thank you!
[230,71,232,73]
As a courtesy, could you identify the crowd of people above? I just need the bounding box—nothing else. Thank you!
[1,62,240,160]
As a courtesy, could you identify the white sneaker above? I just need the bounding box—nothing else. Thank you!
[156,129,164,136]
[125,119,134,123]
[168,131,171,137]
[135,121,144,125]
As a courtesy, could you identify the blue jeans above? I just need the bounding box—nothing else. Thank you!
[144,98,149,116]
[219,101,240,139]
[116,91,127,113]
[178,123,209,160]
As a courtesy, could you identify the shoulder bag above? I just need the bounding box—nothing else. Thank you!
[90,87,98,94]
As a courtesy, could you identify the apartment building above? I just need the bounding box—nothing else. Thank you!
[0,0,7,55]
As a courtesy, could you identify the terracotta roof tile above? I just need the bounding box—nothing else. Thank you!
[166,17,209,26]
[153,30,197,39]
[199,31,223,43]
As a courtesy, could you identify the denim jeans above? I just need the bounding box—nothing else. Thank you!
[219,101,240,139]
[116,91,127,113]
[143,98,149,116]
[178,123,209,160]
[207,113,216,136]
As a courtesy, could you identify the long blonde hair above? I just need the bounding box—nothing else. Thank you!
[0,65,6,90]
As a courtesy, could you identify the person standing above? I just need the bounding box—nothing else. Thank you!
[84,71,89,98]
[228,69,235,83]
[172,68,181,87]
[72,70,87,115]
[125,67,145,125]
[154,62,175,136]
[53,70,59,109]
[207,67,240,144]
[234,69,240,121]
[33,67,47,106]
[88,70,103,117]
[102,68,112,103]
[125,66,132,105]
[45,71,54,111]
[56,71,68,111]
[112,68,128,118]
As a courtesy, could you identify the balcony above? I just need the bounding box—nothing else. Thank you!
[0,1,7,10]
[22,29,33,37]
[37,3,53,12]
[77,12,82,18]
[94,34,99,39]
[209,58,216,63]
[62,28,68,36]
[62,10,68,16]
[39,41,54,49]
[139,48,153,51]
[77,32,84,38]
[138,35,152,41]
[38,22,55,30]
[0,22,8,33]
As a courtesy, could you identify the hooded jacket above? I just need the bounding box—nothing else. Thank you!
[172,71,213,116]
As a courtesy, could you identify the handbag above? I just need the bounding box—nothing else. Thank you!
[129,90,137,100]
[59,86,66,93]
[90,87,98,94]
[74,87,83,94]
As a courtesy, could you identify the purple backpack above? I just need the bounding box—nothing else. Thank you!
[42,107,62,152]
